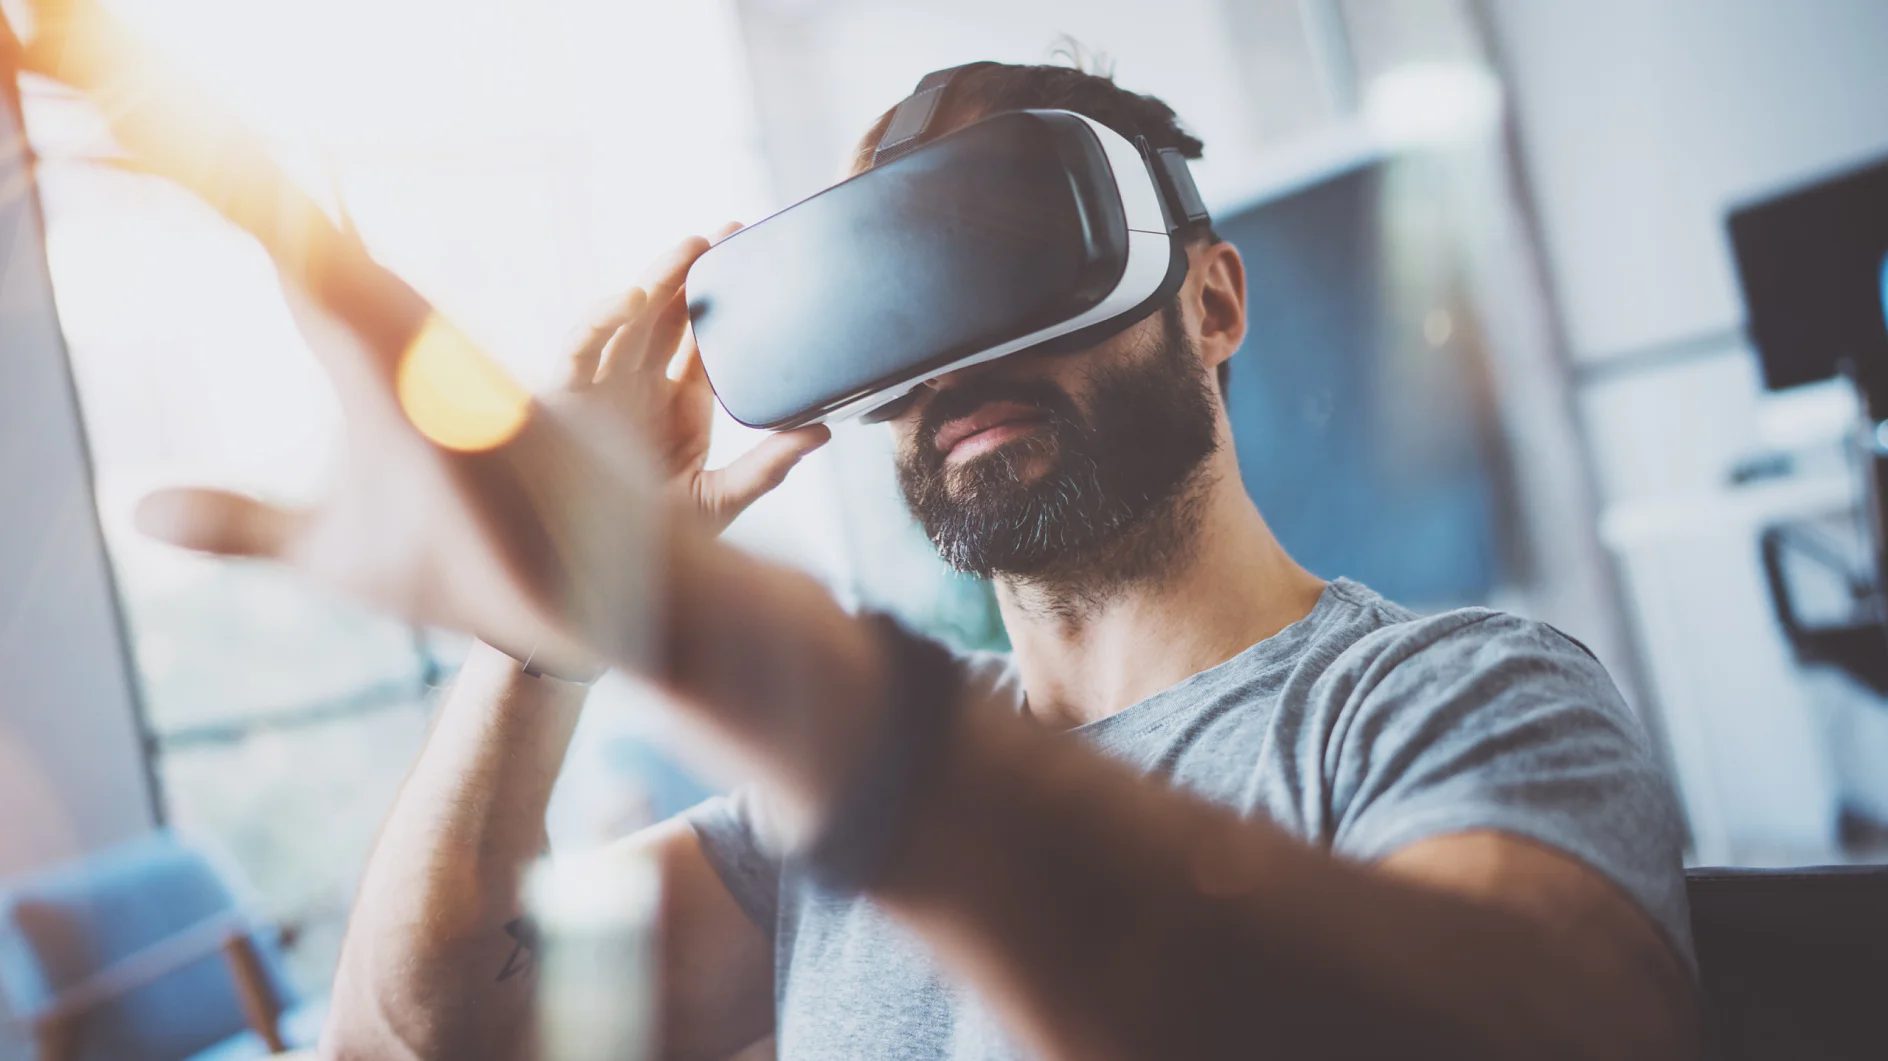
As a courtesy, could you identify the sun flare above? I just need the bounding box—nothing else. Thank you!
[396,314,533,452]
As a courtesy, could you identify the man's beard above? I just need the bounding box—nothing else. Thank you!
[895,304,1221,593]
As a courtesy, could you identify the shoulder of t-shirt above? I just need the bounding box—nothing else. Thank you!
[1308,587,1654,786]
[1320,580,1615,692]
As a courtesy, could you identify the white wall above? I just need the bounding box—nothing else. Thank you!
[0,85,155,874]
[0,74,156,1061]
[735,0,1311,209]
[1487,0,1888,364]
[1483,0,1888,863]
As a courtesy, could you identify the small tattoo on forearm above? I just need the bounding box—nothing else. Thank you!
[497,917,539,982]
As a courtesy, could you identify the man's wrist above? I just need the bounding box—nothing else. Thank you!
[869,699,1049,908]
[801,613,963,892]
[475,638,607,686]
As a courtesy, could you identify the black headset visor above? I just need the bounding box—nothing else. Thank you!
[685,85,1209,431]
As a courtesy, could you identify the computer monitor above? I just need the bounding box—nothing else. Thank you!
[1728,155,1888,393]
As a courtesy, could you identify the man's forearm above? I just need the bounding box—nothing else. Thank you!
[868,705,1692,1061]
[325,642,588,1061]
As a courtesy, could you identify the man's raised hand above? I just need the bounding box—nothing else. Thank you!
[563,228,830,534]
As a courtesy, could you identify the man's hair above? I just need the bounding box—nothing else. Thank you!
[855,61,1231,399]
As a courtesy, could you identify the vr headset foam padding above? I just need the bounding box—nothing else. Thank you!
[685,75,1210,430]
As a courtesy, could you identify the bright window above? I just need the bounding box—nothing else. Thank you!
[24,0,789,991]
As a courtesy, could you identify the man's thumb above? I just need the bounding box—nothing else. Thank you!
[704,425,832,526]
[135,487,304,559]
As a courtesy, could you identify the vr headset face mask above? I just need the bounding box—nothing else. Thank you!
[685,64,1212,430]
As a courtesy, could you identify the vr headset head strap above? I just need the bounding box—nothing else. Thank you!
[1153,145,1211,229]
[872,62,994,167]
[875,64,1211,233]
[1139,140,1212,233]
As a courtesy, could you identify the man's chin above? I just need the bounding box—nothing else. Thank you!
[945,471,1050,509]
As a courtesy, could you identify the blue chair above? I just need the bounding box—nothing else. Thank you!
[0,831,323,1061]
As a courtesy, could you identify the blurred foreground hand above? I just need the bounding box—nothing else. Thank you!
[18,0,662,676]
[19,0,827,676]
[134,285,675,681]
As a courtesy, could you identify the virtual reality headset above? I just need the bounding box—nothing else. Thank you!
[685,63,1212,430]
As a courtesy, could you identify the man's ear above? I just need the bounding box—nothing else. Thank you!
[1187,240,1247,373]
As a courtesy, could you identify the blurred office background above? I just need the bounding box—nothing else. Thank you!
[7,0,1888,1049]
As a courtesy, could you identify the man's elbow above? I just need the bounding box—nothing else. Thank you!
[320,954,524,1061]
[1505,933,1702,1061]
[1588,969,1703,1061]
[318,970,431,1061]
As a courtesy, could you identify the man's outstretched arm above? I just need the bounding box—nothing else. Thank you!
[654,537,1700,1061]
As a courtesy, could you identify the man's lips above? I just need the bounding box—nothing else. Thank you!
[933,401,1050,459]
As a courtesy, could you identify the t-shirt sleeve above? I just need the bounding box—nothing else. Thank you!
[681,785,784,936]
[1327,612,1695,965]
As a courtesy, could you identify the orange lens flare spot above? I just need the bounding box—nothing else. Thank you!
[396,315,532,452]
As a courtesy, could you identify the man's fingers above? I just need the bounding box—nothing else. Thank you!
[563,287,649,391]
[134,487,305,559]
[702,425,832,525]
[660,230,734,389]
[676,331,711,385]
[598,236,713,384]
[643,290,695,378]
[640,234,712,306]
[598,291,690,388]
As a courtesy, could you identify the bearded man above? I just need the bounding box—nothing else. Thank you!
[317,62,1698,1061]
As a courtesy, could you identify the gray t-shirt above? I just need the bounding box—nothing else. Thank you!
[684,578,1693,1060]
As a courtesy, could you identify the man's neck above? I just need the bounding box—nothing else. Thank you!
[995,447,1325,730]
